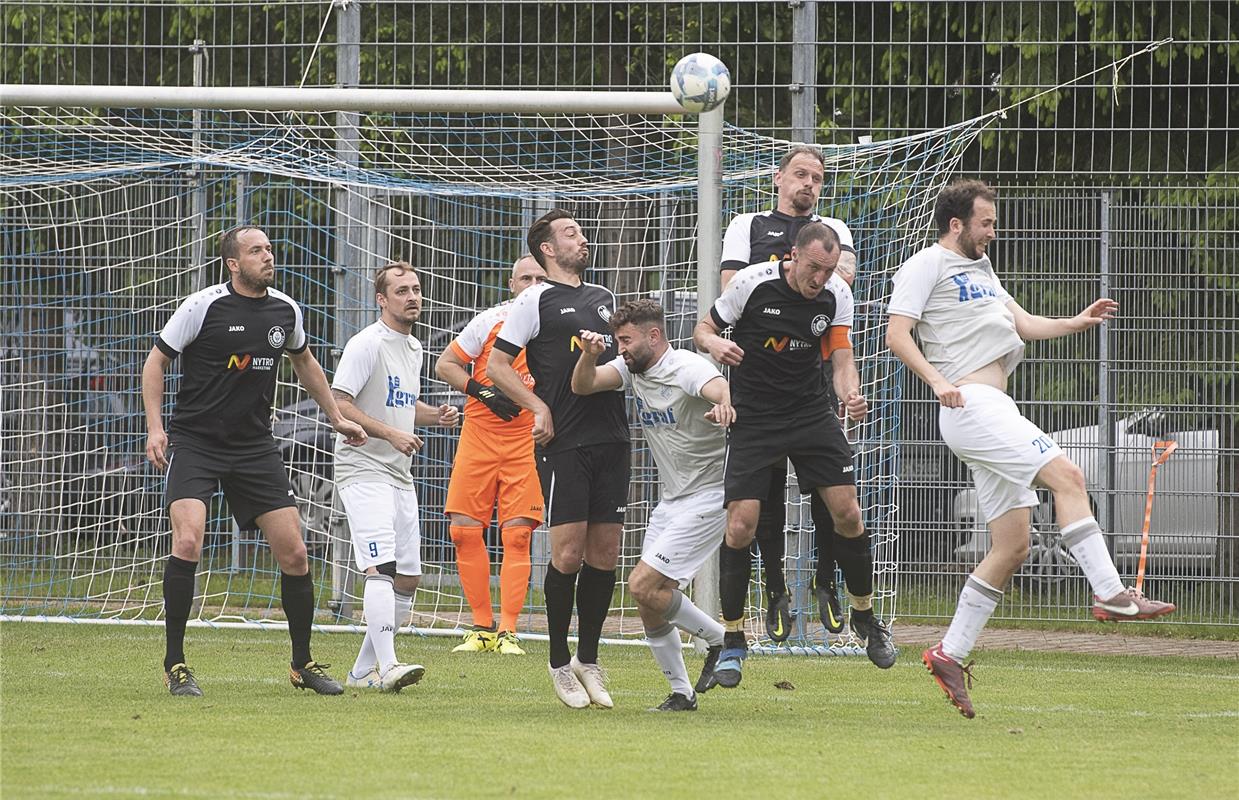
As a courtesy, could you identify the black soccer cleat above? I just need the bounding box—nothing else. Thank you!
[652,692,698,712]
[765,592,793,643]
[711,647,748,688]
[165,663,203,697]
[695,644,722,694]
[814,575,845,634]
[289,661,344,695]
[851,613,897,669]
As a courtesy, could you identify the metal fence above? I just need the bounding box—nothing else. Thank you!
[2,1,1236,627]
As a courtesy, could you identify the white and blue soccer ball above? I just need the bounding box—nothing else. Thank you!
[669,53,731,113]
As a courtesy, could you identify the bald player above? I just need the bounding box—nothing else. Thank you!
[436,256,548,655]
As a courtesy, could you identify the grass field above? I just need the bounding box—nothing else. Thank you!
[1,623,1235,799]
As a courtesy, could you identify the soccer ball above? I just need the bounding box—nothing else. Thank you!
[669,53,731,113]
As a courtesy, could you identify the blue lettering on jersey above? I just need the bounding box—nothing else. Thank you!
[386,375,417,408]
[1032,435,1055,454]
[635,396,677,428]
[950,273,999,303]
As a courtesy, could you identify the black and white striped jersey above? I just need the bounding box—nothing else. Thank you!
[494,279,629,453]
[156,281,306,449]
[709,261,854,422]
[721,209,855,273]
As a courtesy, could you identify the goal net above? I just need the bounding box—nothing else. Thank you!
[0,96,989,651]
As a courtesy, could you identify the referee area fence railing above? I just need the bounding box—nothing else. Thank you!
[2,0,1236,642]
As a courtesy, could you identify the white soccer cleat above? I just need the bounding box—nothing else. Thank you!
[548,663,590,709]
[345,667,380,690]
[378,663,426,693]
[570,656,614,709]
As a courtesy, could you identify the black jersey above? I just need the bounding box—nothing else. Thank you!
[494,279,629,454]
[709,261,854,423]
[156,281,307,450]
[721,209,855,273]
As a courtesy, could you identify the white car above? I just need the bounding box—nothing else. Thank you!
[952,409,1220,583]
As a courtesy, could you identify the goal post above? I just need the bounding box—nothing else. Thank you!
[1,82,989,651]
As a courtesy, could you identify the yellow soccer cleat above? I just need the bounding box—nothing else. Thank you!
[494,631,526,655]
[452,627,498,653]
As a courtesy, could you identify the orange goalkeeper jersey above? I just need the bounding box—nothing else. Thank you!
[448,300,535,438]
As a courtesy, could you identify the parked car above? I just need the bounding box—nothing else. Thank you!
[952,408,1221,583]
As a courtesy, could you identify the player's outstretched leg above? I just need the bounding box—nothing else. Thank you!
[1055,518,1177,621]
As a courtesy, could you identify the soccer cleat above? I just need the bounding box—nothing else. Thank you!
[345,667,380,690]
[548,663,590,709]
[289,661,344,695]
[765,592,793,643]
[711,647,748,689]
[923,643,976,719]
[1092,587,1176,622]
[378,662,425,693]
[570,656,614,709]
[494,631,526,655]
[813,574,845,634]
[165,663,203,697]
[851,612,897,669]
[452,627,499,653]
[694,644,722,694]
[652,692,698,712]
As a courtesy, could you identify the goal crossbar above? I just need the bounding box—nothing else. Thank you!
[0,84,688,116]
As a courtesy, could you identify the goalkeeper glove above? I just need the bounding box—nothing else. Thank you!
[466,379,521,422]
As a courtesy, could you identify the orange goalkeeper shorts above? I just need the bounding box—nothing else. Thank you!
[445,422,543,526]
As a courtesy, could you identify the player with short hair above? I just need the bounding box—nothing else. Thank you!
[887,179,1175,719]
[695,221,885,689]
[486,210,631,709]
[435,255,547,655]
[331,261,459,692]
[721,144,873,646]
[571,298,731,711]
[143,225,367,697]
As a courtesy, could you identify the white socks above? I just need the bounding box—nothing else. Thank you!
[352,575,397,677]
[941,575,1002,663]
[663,591,724,646]
[394,590,413,632]
[1061,517,1125,600]
[645,622,692,697]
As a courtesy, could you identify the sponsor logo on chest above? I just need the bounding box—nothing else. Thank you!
[386,375,417,408]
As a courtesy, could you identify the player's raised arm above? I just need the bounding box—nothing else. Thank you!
[570,329,623,395]
[1007,297,1119,341]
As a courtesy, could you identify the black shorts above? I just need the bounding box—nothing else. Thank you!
[165,442,296,529]
[538,442,630,527]
[724,415,854,506]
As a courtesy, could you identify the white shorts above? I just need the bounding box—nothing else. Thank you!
[640,485,727,586]
[338,482,422,575]
[938,384,1062,523]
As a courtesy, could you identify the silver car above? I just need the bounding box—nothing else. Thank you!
[952,409,1220,583]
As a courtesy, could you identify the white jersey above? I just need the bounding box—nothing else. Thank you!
[888,243,1024,383]
[606,347,725,500]
[331,320,424,489]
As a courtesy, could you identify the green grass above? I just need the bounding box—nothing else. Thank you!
[2,623,1235,799]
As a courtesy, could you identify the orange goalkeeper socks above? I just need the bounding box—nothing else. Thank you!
[498,524,532,632]
[450,525,493,629]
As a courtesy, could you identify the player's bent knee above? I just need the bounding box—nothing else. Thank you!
[449,525,484,545]
[374,560,397,578]
[394,574,419,595]
[500,524,532,551]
